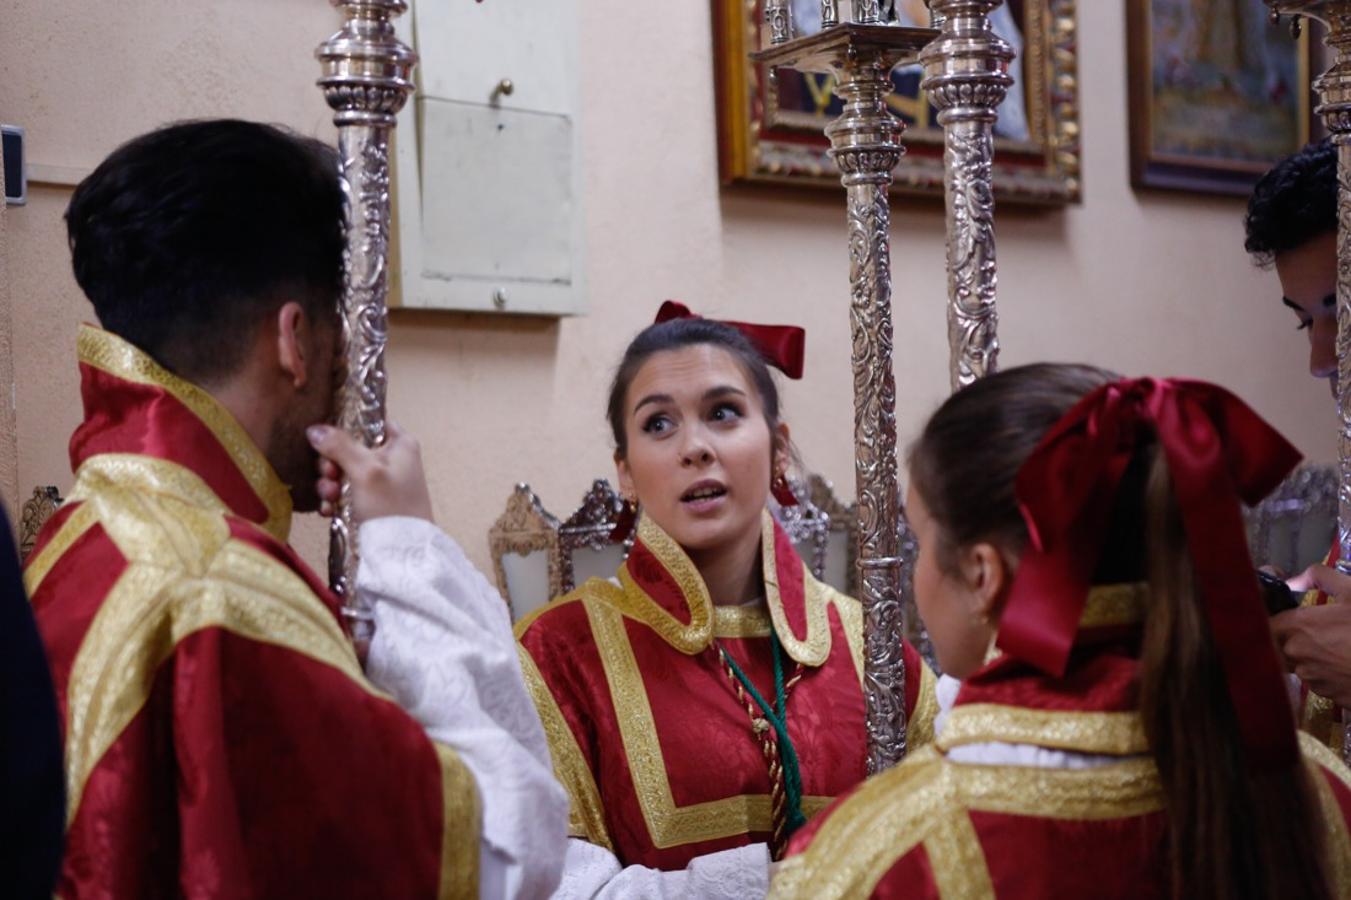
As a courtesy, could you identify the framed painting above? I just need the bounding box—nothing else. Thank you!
[713,0,1082,205]
[1127,0,1312,196]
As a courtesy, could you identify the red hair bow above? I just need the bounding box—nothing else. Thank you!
[655,301,806,380]
[999,378,1301,771]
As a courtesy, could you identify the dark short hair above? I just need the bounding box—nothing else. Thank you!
[606,317,782,458]
[65,119,344,381]
[1245,138,1337,266]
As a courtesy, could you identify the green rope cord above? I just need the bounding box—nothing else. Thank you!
[719,632,807,837]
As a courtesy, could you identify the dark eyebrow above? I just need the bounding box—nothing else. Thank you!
[704,385,748,402]
[1282,297,1306,313]
[632,392,673,415]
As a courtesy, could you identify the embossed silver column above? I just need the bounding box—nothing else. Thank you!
[921,1,1013,390]
[754,22,936,772]
[317,0,416,651]
[1267,0,1351,765]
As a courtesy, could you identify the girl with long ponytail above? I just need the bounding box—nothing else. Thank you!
[771,363,1351,899]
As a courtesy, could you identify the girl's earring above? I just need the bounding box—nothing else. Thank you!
[771,472,798,507]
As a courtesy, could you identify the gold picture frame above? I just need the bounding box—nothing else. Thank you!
[1125,0,1312,197]
[713,0,1082,205]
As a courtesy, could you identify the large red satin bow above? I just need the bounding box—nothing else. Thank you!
[655,300,806,380]
[999,377,1301,771]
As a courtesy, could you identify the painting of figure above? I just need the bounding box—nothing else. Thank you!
[1128,0,1310,195]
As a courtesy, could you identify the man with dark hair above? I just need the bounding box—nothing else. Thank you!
[1245,137,1339,393]
[27,119,566,897]
[1245,139,1351,734]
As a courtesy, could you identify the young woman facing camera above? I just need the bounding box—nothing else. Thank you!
[772,364,1351,899]
[515,304,937,898]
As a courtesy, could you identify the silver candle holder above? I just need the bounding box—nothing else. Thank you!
[920,1,1013,390]
[317,0,417,654]
[1266,0,1351,767]
[754,20,937,773]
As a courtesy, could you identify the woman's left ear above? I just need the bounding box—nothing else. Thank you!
[960,542,1011,624]
[772,422,792,477]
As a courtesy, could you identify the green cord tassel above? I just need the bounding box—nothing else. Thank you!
[719,632,807,837]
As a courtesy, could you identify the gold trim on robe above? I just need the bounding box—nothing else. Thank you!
[76,325,293,541]
[518,511,930,860]
[38,331,480,897]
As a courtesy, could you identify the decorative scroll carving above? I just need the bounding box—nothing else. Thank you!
[808,473,859,594]
[765,0,794,43]
[557,479,635,593]
[921,0,1013,389]
[774,478,832,580]
[852,0,884,23]
[489,484,563,613]
[18,485,63,562]
[316,0,416,651]
[820,0,840,29]
[755,23,932,773]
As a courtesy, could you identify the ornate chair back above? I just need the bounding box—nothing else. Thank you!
[807,474,857,595]
[1244,463,1338,576]
[557,479,636,595]
[773,476,831,582]
[18,485,64,563]
[488,484,561,622]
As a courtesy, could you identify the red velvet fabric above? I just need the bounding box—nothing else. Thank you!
[1002,377,1300,770]
[784,639,1351,899]
[70,363,272,527]
[28,355,457,897]
[518,527,923,870]
[654,300,806,379]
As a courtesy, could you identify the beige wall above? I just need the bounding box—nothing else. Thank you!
[0,1,1335,576]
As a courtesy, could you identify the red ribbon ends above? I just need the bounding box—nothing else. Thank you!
[998,377,1302,772]
[655,300,806,380]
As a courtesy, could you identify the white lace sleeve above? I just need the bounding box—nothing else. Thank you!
[357,516,568,900]
[552,838,771,899]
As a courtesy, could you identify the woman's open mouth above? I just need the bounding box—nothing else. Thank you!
[680,481,728,514]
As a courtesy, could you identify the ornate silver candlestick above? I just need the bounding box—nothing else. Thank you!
[754,19,937,773]
[920,1,1013,389]
[317,0,416,652]
[1267,0,1351,765]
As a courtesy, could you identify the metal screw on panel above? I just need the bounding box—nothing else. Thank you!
[493,288,508,310]
[490,78,514,104]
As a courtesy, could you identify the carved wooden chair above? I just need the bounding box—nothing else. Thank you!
[1244,463,1338,575]
[488,484,561,622]
[772,476,832,583]
[807,474,857,596]
[557,479,636,595]
[18,485,63,562]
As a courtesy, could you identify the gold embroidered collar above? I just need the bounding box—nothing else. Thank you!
[74,325,293,541]
[942,584,1151,757]
[612,510,834,666]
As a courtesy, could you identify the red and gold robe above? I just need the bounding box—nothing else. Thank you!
[25,326,479,898]
[514,511,937,869]
[1299,542,1344,749]
[772,584,1351,899]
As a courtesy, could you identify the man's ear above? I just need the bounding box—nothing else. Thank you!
[959,542,1011,624]
[275,301,310,389]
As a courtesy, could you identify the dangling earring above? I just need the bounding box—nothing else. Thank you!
[611,492,639,542]
[771,472,798,507]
